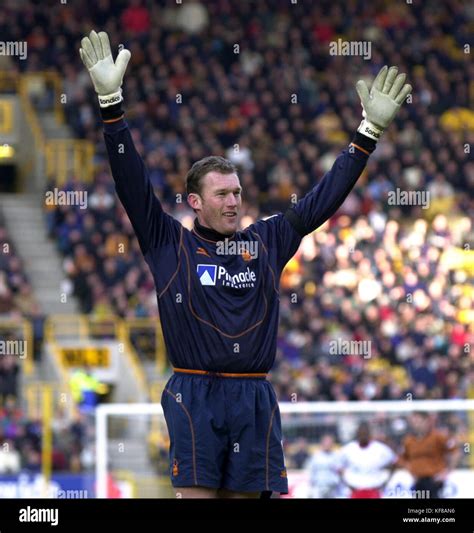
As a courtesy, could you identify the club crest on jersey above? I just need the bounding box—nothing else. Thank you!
[197,264,217,286]
[196,247,211,258]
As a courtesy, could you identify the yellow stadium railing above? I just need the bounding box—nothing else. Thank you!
[23,383,72,495]
[122,318,167,374]
[18,71,65,125]
[0,98,13,133]
[24,382,74,420]
[0,318,34,375]
[0,71,19,93]
[116,320,148,394]
[0,70,95,185]
[44,314,89,343]
[45,314,148,398]
[45,138,95,184]
[41,385,53,494]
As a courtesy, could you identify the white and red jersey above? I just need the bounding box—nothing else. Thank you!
[338,440,397,490]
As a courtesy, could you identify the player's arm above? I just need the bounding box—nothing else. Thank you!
[379,445,399,490]
[285,65,412,237]
[435,433,461,481]
[395,437,410,470]
[79,30,178,255]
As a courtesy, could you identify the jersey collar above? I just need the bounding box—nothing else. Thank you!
[192,218,236,243]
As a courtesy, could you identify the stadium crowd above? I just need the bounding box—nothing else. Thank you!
[32,0,473,402]
[0,397,92,474]
[0,217,37,318]
[0,0,472,475]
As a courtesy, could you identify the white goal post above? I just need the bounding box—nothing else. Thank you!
[95,399,474,498]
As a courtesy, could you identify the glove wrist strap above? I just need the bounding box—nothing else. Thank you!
[357,119,384,142]
[98,90,123,108]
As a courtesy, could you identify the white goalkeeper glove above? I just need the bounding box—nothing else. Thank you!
[356,65,412,141]
[79,30,131,108]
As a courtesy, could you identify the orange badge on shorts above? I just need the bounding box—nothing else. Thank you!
[172,459,179,476]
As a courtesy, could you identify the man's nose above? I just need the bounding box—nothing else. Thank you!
[226,193,237,206]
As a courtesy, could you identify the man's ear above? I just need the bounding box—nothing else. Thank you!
[187,193,201,211]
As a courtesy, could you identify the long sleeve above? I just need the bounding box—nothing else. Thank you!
[285,133,376,237]
[103,117,180,255]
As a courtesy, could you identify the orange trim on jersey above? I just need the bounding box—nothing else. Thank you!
[164,388,198,485]
[173,367,267,379]
[249,230,279,296]
[103,115,124,123]
[196,247,211,258]
[158,225,184,299]
[350,142,370,156]
[265,403,278,490]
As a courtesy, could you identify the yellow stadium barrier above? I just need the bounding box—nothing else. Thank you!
[0,70,95,185]
[44,314,148,400]
[121,318,167,374]
[45,138,95,184]
[0,98,13,133]
[24,382,73,420]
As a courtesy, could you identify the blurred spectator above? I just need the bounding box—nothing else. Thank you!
[400,412,460,499]
[0,0,469,413]
[0,354,19,405]
[69,366,109,413]
[338,422,398,499]
[305,433,340,498]
[0,438,21,474]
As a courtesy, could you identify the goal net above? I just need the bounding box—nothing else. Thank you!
[95,399,474,498]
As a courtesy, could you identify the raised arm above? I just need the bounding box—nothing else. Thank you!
[286,65,412,237]
[79,30,179,255]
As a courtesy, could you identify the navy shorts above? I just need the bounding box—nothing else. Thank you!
[161,371,288,494]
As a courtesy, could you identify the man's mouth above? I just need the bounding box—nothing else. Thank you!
[223,212,237,219]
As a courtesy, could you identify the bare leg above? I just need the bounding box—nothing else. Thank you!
[175,487,219,498]
[217,488,260,499]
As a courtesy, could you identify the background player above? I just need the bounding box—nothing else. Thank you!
[400,412,460,499]
[337,422,398,498]
[305,433,340,498]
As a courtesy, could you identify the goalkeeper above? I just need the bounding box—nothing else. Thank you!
[80,30,411,498]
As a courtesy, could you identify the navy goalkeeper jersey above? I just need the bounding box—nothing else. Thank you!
[103,118,373,373]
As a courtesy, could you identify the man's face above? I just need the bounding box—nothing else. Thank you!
[189,172,242,235]
[320,435,334,451]
[356,425,371,446]
[411,413,430,435]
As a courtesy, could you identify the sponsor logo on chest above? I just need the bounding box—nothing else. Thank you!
[196,264,257,288]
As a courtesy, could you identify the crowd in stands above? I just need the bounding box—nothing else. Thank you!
[0,217,37,318]
[0,398,92,474]
[0,0,473,474]
[33,0,472,401]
